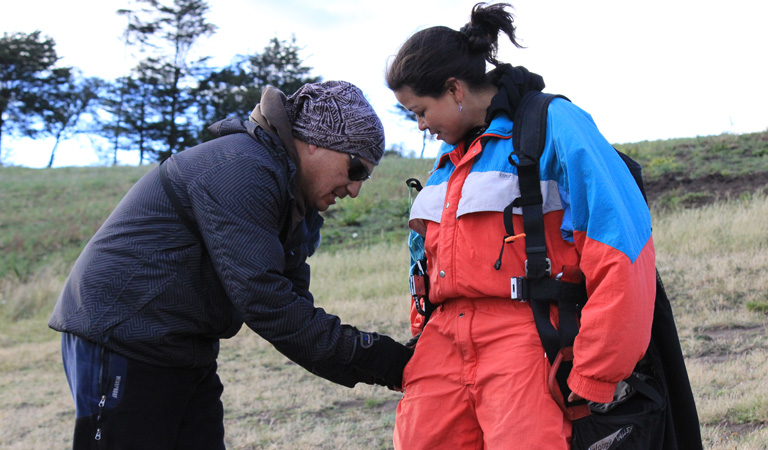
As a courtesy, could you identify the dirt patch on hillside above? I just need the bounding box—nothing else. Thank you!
[643,171,768,206]
[691,324,768,363]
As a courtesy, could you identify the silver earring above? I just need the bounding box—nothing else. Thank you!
[458,103,463,112]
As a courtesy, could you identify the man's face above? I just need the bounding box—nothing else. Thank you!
[300,145,375,211]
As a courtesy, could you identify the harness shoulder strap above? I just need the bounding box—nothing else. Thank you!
[507,91,586,409]
[508,91,580,347]
[509,92,569,278]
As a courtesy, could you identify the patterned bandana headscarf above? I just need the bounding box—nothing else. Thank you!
[285,81,385,165]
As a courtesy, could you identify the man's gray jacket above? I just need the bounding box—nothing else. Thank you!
[49,118,354,380]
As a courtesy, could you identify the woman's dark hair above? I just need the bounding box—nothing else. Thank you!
[386,2,523,97]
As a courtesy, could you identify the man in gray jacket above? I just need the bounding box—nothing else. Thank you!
[49,80,412,450]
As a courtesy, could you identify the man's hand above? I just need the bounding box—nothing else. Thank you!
[347,328,413,390]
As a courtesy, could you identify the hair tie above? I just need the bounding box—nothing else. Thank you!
[459,23,489,51]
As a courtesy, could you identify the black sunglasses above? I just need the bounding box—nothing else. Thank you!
[348,154,371,182]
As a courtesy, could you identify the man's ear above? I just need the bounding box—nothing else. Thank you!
[307,143,319,155]
[294,140,315,171]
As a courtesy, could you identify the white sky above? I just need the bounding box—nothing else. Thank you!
[1,0,766,167]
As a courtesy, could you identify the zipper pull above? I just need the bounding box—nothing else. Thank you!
[95,428,102,440]
[96,394,107,422]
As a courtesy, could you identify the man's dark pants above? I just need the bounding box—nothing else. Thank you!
[62,333,226,450]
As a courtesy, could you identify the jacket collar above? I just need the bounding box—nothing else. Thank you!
[432,113,514,171]
[249,87,307,232]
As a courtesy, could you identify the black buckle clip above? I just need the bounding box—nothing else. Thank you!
[525,258,551,278]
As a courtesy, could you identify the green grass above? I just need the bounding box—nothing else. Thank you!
[616,130,768,180]
[319,155,433,251]
[0,157,432,281]
[0,165,152,280]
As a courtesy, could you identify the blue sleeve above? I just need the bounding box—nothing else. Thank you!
[540,98,652,262]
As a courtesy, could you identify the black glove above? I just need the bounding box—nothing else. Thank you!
[345,327,413,390]
[405,332,421,349]
[302,359,375,388]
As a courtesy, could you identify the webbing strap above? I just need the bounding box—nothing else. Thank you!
[519,277,586,302]
[508,91,592,410]
[525,278,586,365]
[515,165,549,278]
[530,296,560,363]
[626,373,665,408]
[510,91,575,360]
[511,91,563,278]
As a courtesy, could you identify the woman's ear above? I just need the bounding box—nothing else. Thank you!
[445,77,463,103]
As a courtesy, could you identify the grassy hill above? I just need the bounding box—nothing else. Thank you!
[617,130,768,208]
[1,130,767,449]
[2,129,766,282]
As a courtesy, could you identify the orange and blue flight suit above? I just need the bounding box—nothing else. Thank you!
[394,97,657,449]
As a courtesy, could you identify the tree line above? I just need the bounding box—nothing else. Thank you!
[0,0,320,168]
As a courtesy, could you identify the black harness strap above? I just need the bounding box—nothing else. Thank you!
[510,91,554,279]
[507,91,587,407]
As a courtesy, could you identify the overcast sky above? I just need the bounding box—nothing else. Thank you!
[1,0,766,167]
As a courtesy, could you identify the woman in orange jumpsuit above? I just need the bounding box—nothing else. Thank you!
[385,3,657,448]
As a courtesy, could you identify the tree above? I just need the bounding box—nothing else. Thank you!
[29,69,103,168]
[100,62,168,165]
[139,56,198,161]
[100,76,133,166]
[193,66,256,142]
[0,31,59,165]
[118,0,217,159]
[248,35,320,96]
[194,36,321,142]
[394,103,434,158]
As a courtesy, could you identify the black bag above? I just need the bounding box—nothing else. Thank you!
[569,352,666,449]
[572,394,665,450]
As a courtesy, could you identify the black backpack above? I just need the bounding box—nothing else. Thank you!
[508,91,702,449]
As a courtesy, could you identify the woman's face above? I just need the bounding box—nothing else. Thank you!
[394,86,471,146]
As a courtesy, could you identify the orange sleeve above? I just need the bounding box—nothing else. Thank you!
[567,233,657,403]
